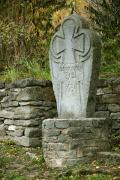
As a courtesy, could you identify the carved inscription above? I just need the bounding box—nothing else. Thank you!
[64,82,78,96]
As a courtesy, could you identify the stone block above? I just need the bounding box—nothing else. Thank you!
[94,111,109,118]
[2,101,18,109]
[14,78,52,88]
[43,136,58,143]
[58,134,71,143]
[8,89,21,100]
[110,113,120,119]
[69,139,84,150]
[55,150,77,158]
[14,129,24,137]
[16,86,55,102]
[49,143,69,151]
[108,104,120,112]
[8,125,16,131]
[4,119,14,125]
[19,101,43,106]
[42,119,55,129]
[69,120,82,127]
[14,136,41,147]
[16,87,42,101]
[14,119,39,127]
[55,120,69,129]
[25,127,41,137]
[102,94,120,104]
[42,101,56,107]
[95,104,108,111]
[43,129,61,137]
[0,110,14,119]
[68,127,84,135]
[9,101,19,107]
[96,88,104,95]
[14,106,42,119]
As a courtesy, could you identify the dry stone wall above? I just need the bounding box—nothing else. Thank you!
[0,79,56,146]
[0,78,120,147]
[95,78,120,136]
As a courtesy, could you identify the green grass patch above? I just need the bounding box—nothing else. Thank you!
[0,57,120,83]
[100,63,120,78]
[0,58,51,83]
[86,174,111,180]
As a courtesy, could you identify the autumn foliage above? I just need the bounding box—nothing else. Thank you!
[0,0,88,74]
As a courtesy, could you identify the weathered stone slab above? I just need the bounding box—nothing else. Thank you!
[108,104,120,112]
[14,129,24,137]
[14,106,42,119]
[14,136,41,147]
[25,128,41,137]
[102,94,120,104]
[8,125,16,131]
[14,119,40,127]
[0,110,14,119]
[4,119,14,125]
[14,78,52,88]
[110,113,120,120]
[49,13,101,118]
[16,86,55,102]
[94,111,110,118]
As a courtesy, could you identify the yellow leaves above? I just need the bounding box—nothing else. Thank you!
[52,8,72,29]
[75,0,88,18]
[51,0,89,29]
[66,0,74,6]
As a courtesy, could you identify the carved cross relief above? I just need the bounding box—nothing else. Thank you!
[51,19,91,64]
[50,15,92,118]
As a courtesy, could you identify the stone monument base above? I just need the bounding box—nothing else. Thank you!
[42,118,111,168]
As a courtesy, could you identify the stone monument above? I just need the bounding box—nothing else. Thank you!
[42,13,111,168]
[49,13,101,118]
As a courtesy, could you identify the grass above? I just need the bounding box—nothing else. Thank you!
[0,140,120,180]
[0,57,120,83]
[0,59,51,83]
[100,63,120,78]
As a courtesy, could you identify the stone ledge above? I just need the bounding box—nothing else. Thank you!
[5,79,52,89]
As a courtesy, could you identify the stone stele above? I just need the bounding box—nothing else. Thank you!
[49,13,101,118]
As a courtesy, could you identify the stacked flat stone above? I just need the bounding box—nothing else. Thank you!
[0,78,56,146]
[95,78,120,134]
[43,118,111,167]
